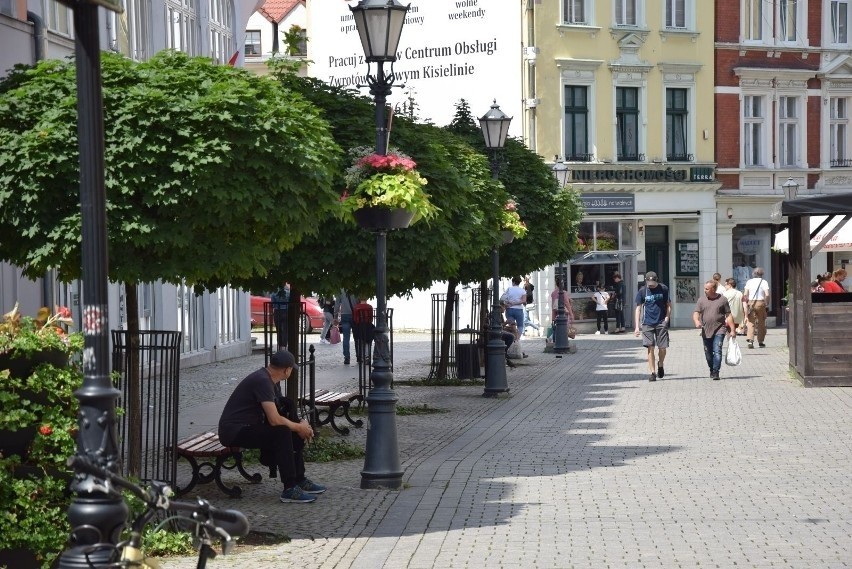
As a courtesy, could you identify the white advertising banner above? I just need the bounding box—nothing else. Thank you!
[307,0,522,134]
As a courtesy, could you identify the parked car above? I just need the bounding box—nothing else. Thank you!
[250,294,325,333]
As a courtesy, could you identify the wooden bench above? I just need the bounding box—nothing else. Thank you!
[302,389,363,435]
[174,431,262,498]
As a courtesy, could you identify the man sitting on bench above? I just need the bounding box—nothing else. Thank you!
[218,350,326,504]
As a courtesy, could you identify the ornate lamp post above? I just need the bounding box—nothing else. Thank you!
[551,157,571,354]
[351,0,409,490]
[480,101,513,397]
[58,0,128,566]
[783,176,799,201]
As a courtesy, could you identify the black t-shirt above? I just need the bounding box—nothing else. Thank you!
[218,368,275,445]
[525,283,534,304]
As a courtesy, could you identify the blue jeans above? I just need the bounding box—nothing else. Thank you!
[702,333,725,375]
[506,307,524,329]
[339,314,353,362]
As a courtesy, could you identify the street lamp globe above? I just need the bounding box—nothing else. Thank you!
[479,100,512,150]
[783,176,799,201]
[350,0,409,62]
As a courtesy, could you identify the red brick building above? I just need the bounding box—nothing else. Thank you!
[714,0,852,307]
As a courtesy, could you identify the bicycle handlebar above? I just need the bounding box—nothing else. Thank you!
[67,455,250,538]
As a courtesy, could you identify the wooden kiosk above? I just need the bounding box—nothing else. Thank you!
[783,193,852,387]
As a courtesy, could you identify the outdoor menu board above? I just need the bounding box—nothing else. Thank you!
[676,240,699,276]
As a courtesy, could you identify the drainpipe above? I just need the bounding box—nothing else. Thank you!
[271,21,279,54]
[28,11,53,309]
[27,11,47,63]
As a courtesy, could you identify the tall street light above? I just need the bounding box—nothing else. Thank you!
[480,101,512,397]
[351,0,409,490]
[551,157,571,354]
[58,0,128,566]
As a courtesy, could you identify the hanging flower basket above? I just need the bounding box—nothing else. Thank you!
[353,206,416,231]
[499,199,527,239]
[500,230,515,245]
[339,146,438,227]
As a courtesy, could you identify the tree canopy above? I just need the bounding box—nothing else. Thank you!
[0,51,341,289]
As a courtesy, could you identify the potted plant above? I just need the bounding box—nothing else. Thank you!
[340,146,438,230]
[499,199,528,244]
[0,304,83,568]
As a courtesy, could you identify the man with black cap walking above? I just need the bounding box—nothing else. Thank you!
[218,350,326,503]
[634,271,672,382]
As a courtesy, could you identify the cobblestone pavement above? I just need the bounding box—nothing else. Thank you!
[160,329,852,568]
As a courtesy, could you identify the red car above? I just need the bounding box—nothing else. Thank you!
[250,295,325,333]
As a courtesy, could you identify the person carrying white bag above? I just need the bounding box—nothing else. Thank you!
[693,279,737,380]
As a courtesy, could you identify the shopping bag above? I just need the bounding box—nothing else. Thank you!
[506,342,522,359]
[726,337,742,366]
[329,325,341,345]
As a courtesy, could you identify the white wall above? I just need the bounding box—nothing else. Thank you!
[307,0,522,132]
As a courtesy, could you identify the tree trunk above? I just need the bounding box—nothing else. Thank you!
[436,279,458,380]
[125,282,142,479]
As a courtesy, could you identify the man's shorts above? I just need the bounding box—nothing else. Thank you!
[641,323,670,348]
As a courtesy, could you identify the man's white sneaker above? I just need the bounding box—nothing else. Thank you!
[595,331,601,335]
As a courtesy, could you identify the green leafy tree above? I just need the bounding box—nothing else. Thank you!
[0,51,341,473]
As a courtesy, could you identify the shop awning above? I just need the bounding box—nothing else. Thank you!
[570,250,642,265]
[773,215,852,254]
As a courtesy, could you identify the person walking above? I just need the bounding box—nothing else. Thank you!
[335,290,358,365]
[270,283,290,350]
[319,295,335,344]
[693,280,737,380]
[593,284,610,334]
[722,278,746,336]
[218,350,325,503]
[634,271,671,382]
[500,276,527,332]
[611,272,626,333]
[522,275,540,336]
[743,267,770,349]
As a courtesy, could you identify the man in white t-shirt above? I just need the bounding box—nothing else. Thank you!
[742,267,770,349]
[593,285,611,334]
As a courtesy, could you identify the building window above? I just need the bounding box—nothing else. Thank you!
[208,0,233,63]
[830,97,850,167]
[565,86,591,161]
[0,0,13,17]
[666,88,688,161]
[743,95,765,166]
[615,0,636,26]
[165,0,198,55]
[830,0,850,44]
[778,96,799,167]
[743,0,763,41]
[245,30,262,56]
[564,0,587,24]
[45,0,72,35]
[665,0,685,28]
[779,0,798,42]
[616,87,640,161]
[114,0,149,61]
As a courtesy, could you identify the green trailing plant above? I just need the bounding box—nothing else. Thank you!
[339,146,438,225]
[0,305,84,568]
[500,199,528,238]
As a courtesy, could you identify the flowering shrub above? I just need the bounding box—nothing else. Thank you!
[0,304,83,567]
[500,199,528,238]
[0,303,80,357]
[339,146,438,224]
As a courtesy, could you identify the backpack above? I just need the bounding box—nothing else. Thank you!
[353,302,374,324]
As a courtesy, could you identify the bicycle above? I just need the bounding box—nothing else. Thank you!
[67,455,250,568]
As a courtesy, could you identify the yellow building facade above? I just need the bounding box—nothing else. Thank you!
[522,0,720,330]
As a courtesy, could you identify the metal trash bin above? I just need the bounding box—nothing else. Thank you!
[456,343,480,379]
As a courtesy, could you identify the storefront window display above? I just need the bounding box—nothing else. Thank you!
[568,220,635,321]
[731,226,773,292]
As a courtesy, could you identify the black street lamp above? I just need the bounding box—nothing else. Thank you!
[351,0,409,490]
[479,101,512,397]
[551,157,571,354]
[58,0,128,566]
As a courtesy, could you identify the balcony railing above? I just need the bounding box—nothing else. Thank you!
[617,153,645,162]
[830,158,852,167]
[566,153,595,162]
[667,153,694,162]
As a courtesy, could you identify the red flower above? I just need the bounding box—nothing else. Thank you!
[39,425,53,436]
[57,306,72,318]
